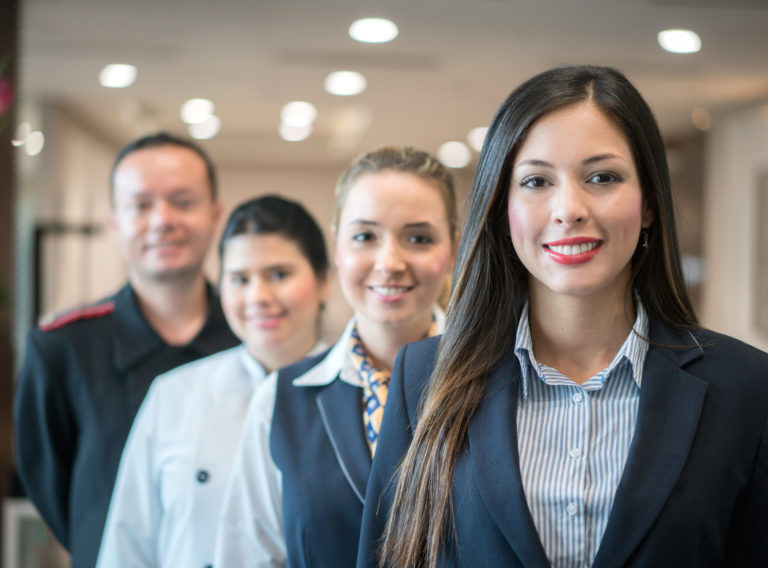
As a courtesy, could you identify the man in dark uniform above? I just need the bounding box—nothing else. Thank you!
[13,132,238,568]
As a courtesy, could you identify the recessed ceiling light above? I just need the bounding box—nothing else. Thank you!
[325,71,367,96]
[99,64,137,88]
[657,29,701,54]
[279,122,312,142]
[281,101,317,127]
[467,126,488,152]
[25,131,45,156]
[349,17,398,43]
[181,98,215,124]
[438,141,471,169]
[188,115,221,140]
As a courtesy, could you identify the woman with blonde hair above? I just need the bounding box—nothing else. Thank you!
[215,147,458,567]
[358,66,768,567]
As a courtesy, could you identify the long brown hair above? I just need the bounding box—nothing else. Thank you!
[379,65,697,567]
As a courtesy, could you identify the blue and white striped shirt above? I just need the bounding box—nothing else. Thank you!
[514,299,649,568]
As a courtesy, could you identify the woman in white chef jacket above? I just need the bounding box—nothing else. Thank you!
[214,146,458,568]
[96,195,331,568]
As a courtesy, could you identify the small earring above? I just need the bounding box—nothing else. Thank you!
[641,228,649,249]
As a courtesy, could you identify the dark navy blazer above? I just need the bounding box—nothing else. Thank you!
[271,348,371,568]
[357,318,768,567]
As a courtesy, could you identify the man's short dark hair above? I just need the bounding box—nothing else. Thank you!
[109,131,218,203]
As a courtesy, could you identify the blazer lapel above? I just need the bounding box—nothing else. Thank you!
[316,378,371,505]
[469,351,550,567]
[594,323,707,568]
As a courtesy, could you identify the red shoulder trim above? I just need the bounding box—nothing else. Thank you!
[39,301,116,332]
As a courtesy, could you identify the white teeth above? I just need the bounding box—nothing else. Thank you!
[548,242,599,255]
[371,286,408,296]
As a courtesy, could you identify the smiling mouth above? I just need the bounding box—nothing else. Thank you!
[147,241,184,250]
[545,241,601,255]
[369,285,413,296]
[247,314,286,329]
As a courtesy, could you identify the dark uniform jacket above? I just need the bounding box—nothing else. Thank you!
[13,282,238,568]
[357,318,768,568]
[271,350,371,568]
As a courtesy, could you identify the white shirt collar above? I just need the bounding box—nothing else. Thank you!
[236,344,267,386]
[292,304,446,389]
[240,340,329,387]
[292,320,356,387]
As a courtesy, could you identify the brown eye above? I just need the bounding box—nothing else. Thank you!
[409,234,433,245]
[268,269,291,282]
[352,232,375,243]
[520,175,550,190]
[588,172,622,185]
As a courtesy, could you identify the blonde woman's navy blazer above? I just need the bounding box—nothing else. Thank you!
[357,317,768,567]
[271,349,371,567]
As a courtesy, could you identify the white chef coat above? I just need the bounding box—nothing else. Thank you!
[214,308,446,568]
[96,342,327,568]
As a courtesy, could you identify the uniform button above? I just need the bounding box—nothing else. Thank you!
[569,448,583,459]
[196,470,209,483]
[566,502,579,516]
[572,392,584,404]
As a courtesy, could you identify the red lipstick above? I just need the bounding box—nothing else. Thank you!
[543,237,602,265]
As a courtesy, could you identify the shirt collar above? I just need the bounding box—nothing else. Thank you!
[240,340,329,387]
[292,304,447,389]
[292,319,357,387]
[113,281,238,372]
[513,296,649,398]
[237,344,268,384]
[112,283,165,372]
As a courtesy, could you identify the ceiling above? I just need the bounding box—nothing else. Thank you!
[20,0,768,169]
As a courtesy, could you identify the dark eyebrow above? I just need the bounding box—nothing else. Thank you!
[404,222,436,229]
[168,188,197,197]
[347,220,435,229]
[129,188,195,200]
[582,153,623,165]
[223,262,295,273]
[517,154,625,169]
[347,219,378,227]
[263,263,295,272]
[516,159,554,169]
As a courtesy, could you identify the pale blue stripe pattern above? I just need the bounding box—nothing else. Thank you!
[514,299,649,568]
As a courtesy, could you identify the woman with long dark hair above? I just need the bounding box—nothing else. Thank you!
[358,65,768,567]
[97,195,331,567]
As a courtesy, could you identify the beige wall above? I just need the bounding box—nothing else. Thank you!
[702,102,768,351]
[14,103,126,357]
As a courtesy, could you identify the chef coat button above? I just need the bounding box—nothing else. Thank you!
[196,469,209,483]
